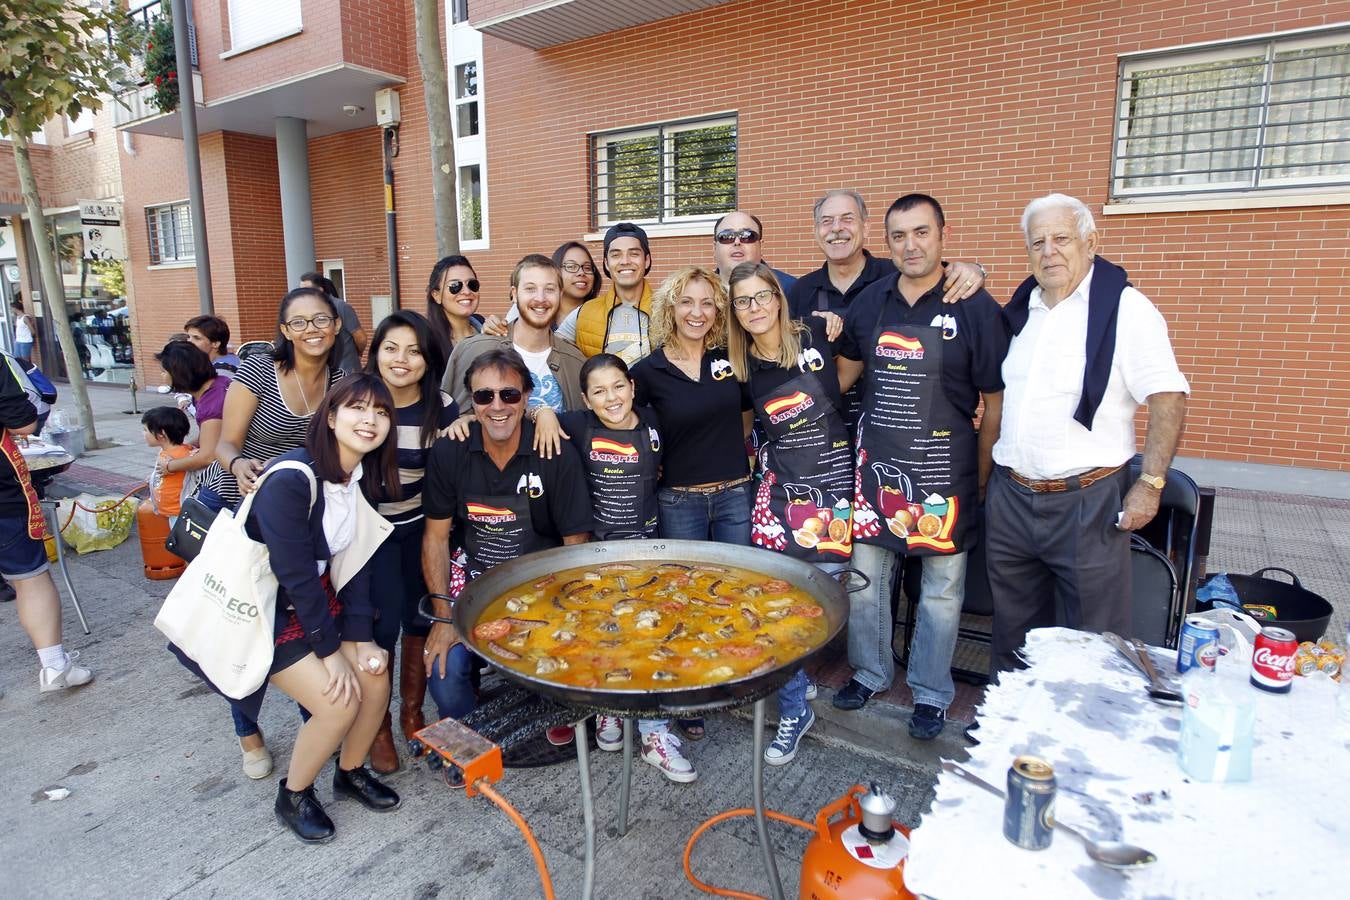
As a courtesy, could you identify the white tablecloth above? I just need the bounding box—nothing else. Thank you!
[905,627,1350,899]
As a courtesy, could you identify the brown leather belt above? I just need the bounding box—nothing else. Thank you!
[668,475,752,495]
[1009,464,1123,493]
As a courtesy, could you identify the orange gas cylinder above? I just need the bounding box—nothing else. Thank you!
[799,783,915,900]
[137,499,186,580]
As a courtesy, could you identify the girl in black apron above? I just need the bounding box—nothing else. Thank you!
[559,355,697,784]
[728,262,854,766]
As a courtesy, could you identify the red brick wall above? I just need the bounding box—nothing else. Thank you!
[310,127,388,327]
[462,0,1350,471]
[218,132,288,340]
[195,0,345,101]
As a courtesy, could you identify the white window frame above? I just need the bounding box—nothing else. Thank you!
[591,114,738,229]
[145,200,194,265]
[224,0,303,58]
[449,14,488,250]
[321,259,345,299]
[1112,26,1350,201]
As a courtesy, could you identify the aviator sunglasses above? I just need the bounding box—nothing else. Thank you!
[715,228,761,245]
[445,278,480,295]
[472,387,524,405]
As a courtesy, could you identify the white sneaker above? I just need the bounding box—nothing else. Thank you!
[596,715,623,751]
[39,652,94,693]
[640,729,698,783]
[805,680,818,701]
[240,739,274,780]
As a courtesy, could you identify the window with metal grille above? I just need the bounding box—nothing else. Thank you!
[1113,29,1350,197]
[591,116,737,227]
[145,202,194,264]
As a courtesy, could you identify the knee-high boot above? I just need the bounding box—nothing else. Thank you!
[369,670,400,774]
[399,634,429,745]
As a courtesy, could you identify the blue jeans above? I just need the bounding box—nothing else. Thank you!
[231,705,260,739]
[194,484,232,514]
[428,644,477,719]
[849,542,967,710]
[657,482,752,545]
[14,341,33,363]
[777,561,844,717]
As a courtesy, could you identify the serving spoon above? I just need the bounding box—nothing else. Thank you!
[941,761,1158,871]
[1102,632,1184,706]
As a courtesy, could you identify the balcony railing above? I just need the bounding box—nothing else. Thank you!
[112,71,204,128]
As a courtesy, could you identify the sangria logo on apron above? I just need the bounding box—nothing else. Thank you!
[647,426,661,452]
[515,472,544,498]
[711,358,735,380]
[874,331,924,360]
[764,390,815,425]
[466,502,516,525]
[589,437,640,464]
[797,347,825,372]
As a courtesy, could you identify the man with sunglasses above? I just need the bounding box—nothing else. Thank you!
[422,348,592,740]
[711,211,796,293]
[557,222,654,363]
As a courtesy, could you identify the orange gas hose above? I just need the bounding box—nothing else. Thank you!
[683,808,814,899]
[476,780,556,900]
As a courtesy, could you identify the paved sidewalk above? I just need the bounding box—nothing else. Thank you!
[4,382,1345,897]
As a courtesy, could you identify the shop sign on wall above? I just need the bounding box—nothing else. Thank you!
[79,200,126,261]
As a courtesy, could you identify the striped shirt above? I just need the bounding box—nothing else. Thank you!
[378,391,460,524]
[200,354,343,509]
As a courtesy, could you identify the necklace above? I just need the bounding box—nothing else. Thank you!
[294,371,315,415]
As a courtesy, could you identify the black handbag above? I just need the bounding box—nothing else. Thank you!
[165,495,219,562]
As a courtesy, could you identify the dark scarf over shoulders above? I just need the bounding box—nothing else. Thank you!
[1003,255,1130,430]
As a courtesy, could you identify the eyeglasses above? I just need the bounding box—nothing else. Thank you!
[731,289,778,311]
[561,261,595,275]
[471,387,524,406]
[715,228,761,246]
[283,314,336,331]
[446,279,480,295]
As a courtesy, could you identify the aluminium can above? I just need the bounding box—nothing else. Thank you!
[1177,615,1222,673]
[1003,756,1055,850]
[1250,626,1297,693]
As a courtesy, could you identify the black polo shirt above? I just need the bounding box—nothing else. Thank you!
[838,276,1010,419]
[787,250,897,320]
[631,348,751,488]
[0,357,39,518]
[423,419,594,539]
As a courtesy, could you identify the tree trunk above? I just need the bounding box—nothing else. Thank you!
[414,0,459,258]
[11,131,100,447]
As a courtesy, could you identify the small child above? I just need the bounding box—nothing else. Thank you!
[142,406,194,522]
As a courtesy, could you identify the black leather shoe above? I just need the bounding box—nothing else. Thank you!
[333,765,401,812]
[831,678,876,711]
[275,780,336,843]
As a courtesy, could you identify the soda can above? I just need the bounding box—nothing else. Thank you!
[1177,616,1221,673]
[1003,756,1055,850]
[1250,626,1298,693]
[1294,651,1318,676]
[1317,653,1342,678]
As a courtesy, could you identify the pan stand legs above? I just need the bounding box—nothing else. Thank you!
[618,717,634,836]
[753,698,786,900]
[574,722,595,900]
[43,502,89,634]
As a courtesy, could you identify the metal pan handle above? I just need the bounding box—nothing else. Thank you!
[829,567,872,594]
[418,593,458,625]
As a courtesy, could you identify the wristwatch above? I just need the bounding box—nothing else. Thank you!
[1138,473,1166,490]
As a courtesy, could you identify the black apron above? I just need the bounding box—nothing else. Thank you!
[449,485,552,596]
[750,355,855,562]
[581,417,660,540]
[851,311,976,557]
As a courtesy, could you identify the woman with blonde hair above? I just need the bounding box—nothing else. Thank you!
[630,265,751,752]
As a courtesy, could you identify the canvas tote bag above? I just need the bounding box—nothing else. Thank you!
[154,461,317,699]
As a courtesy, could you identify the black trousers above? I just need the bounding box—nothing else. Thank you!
[985,466,1132,673]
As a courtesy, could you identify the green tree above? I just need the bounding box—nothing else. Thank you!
[0,0,136,446]
[414,0,459,257]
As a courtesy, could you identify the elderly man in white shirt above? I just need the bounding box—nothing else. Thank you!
[985,193,1189,673]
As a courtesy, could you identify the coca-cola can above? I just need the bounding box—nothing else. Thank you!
[1250,626,1297,693]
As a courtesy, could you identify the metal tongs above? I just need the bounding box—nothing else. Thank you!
[1102,632,1184,706]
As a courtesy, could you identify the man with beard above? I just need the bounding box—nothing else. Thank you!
[557,222,654,364]
[443,255,587,413]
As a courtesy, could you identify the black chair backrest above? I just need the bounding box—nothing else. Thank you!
[1131,534,1179,647]
[1128,454,1201,631]
[962,526,994,616]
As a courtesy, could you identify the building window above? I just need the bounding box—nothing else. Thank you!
[454,61,479,138]
[459,165,483,242]
[451,0,469,24]
[1113,29,1350,197]
[145,202,194,264]
[591,116,737,226]
[228,0,301,52]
